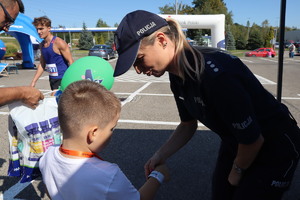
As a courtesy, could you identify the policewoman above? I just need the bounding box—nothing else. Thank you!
[113,10,300,200]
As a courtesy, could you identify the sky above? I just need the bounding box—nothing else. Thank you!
[22,0,299,29]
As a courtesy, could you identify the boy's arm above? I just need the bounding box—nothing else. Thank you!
[30,63,45,87]
[138,164,170,200]
[139,178,161,200]
[56,38,74,66]
[30,55,46,87]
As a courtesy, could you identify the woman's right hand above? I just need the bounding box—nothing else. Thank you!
[144,152,165,179]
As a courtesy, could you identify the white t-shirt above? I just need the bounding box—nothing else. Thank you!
[39,145,140,200]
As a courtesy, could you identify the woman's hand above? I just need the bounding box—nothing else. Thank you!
[228,164,244,186]
[144,152,165,179]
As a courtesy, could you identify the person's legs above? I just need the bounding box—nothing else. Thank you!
[49,78,62,90]
[211,140,237,200]
[233,118,300,200]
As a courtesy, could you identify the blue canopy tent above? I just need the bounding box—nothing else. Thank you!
[0,13,42,69]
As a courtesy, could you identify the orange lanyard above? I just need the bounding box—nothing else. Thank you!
[59,145,103,160]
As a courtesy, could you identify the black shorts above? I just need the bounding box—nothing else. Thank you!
[212,116,300,200]
[49,78,62,90]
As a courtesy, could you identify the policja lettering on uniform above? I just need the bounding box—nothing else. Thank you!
[232,116,253,130]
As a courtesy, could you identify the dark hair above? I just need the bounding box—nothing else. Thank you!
[33,16,51,27]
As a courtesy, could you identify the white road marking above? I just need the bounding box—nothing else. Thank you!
[39,89,52,92]
[240,59,253,63]
[259,57,278,63]
[116,92,173,97]
[41,91,53,95]
[118,119,205,127]
[282,97,300,100]
[115,70,170,83]
[121,82,152,106]
[0,111,9,115]
[254,74,276,85]
[39,76,49,80]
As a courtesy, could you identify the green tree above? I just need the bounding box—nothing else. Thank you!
[95,18,110,45]
[261,20,270,47]
[225,25,235,50]
[193,0,226,13]
[78,22,93,50]
[265,26,275,48]
[232,23,247,49]
[192,0,234,46]
[187,29,204,45]
[159,2,193,14]
[98,34,105,44]
[247,23,263,50]
[159,2,197,43]
[96,19,109,27]
[106,36,115,46]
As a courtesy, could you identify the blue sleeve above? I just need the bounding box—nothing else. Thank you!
[107,166,140,200]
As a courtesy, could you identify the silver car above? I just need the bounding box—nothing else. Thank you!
[88,45,116,60]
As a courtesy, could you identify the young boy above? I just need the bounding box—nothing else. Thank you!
[39,80,170,200]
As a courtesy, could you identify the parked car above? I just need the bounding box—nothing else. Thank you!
[88,45,116,60]
[245,48,276,57]
[284,42,292,48]
[293,42,300,48]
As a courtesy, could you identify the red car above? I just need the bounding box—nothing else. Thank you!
[245,48,276,57]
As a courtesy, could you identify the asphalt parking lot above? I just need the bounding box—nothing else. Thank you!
[1,53,300,200]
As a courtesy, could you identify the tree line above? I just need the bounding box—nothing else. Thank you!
[75,0,298,50]
[159,0,297,50]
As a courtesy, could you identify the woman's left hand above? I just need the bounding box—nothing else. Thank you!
[228,166,243,186]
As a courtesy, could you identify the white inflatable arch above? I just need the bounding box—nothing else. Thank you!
[159,14,225,49]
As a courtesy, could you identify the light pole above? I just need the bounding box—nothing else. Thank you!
[175,0,178,15]
[277,0,287,102]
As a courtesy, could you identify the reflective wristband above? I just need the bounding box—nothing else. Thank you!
[148,170,164,184]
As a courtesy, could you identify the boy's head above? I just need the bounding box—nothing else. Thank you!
[32,16,51,27]
[32,16,51,39]
[58,80,121,152]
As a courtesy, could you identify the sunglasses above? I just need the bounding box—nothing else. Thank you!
[0,0,24,31]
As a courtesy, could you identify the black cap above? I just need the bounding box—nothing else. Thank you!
[113,10,168,77]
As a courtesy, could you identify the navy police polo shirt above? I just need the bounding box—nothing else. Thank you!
[169,49,288,144]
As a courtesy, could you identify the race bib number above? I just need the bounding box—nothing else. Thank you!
[45,63,58,77]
